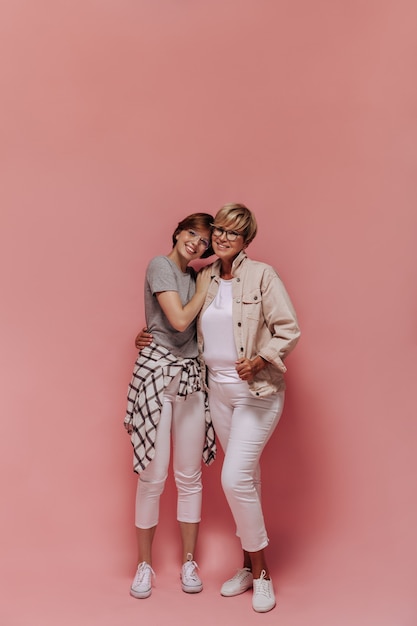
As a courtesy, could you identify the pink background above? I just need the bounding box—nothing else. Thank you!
[1,1,416,625]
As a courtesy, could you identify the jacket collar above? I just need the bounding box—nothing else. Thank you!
[210,250,247,278]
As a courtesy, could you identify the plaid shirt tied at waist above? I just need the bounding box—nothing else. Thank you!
[124,343,216,474]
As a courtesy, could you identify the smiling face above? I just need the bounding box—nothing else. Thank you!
[175,226,212,262]
[210,203,257,266]
[169,212,214,270]
[171,212,214,258]
[210,221,247,263]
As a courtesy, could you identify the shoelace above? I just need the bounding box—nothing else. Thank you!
[253,570,271,597]
[134,562,155,585]
[183,559,199,581]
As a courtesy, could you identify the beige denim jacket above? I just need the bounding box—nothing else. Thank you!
[197,251,300,397]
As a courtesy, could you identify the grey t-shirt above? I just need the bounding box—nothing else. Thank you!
[144,255,198,358]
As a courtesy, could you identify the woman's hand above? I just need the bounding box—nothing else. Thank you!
[135,327,153,351]
[235,356,267,381]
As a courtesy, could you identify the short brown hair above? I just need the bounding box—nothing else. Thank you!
[172,212,214,258]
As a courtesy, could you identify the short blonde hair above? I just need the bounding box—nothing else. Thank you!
[214,203,258,245]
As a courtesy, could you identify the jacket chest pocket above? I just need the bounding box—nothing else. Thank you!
[241,288,263,322]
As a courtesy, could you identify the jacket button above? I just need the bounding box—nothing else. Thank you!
[238,322,241,327]
[254,295,258,300]
[236,277,240,282]
[240,347,244,352]
[256,392,260,396]
[236,298,241,303]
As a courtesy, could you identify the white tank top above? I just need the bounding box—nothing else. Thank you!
[201,279,240,383]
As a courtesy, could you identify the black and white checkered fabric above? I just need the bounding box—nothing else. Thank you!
[124,343,216,474]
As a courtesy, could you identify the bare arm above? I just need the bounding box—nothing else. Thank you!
[155,268,211,332]
[134,267,212,349]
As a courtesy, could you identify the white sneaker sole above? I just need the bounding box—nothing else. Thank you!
[130,587,152,599]
[182,583,203,593]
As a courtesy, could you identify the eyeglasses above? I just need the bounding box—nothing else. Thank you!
[210,224,244,242]
[187,230,210,250]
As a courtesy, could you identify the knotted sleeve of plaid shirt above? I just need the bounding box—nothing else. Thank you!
[124,343,216,474]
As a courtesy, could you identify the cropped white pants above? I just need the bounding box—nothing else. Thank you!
[135,374,206,529]
[208,377,285,552]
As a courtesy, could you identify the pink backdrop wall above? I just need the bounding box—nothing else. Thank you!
[1,1,416,625]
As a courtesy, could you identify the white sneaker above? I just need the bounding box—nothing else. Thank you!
[252,570,276,613]
[130,561,155,599]
[181,553,203,593]
[220,567,253,597]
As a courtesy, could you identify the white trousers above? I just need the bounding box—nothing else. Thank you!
[135,374,206,529]
[208,377,285,552]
